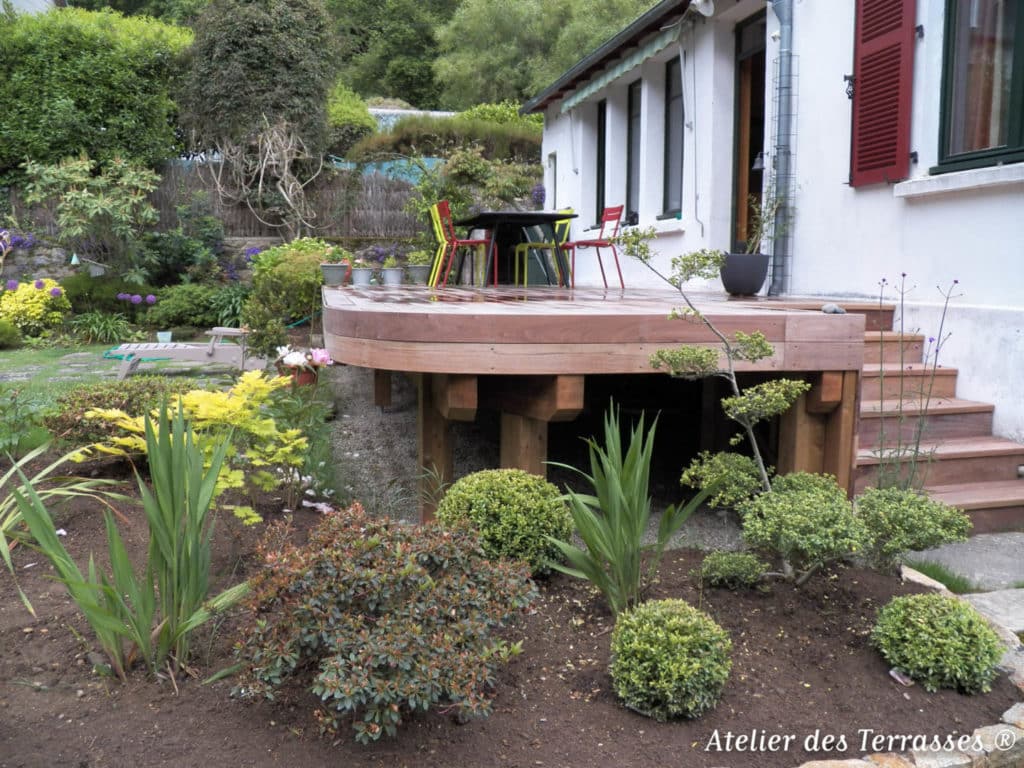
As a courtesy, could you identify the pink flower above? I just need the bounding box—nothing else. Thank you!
[309,348,333,367]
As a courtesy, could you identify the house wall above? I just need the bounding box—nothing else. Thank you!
[538,0,1024,439]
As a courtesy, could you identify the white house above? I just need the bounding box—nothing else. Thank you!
[523,0,1024,449]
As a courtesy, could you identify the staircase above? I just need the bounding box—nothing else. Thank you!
[851,304,1024,533]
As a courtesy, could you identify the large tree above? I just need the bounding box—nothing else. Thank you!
[178,0,336,238]
[0,8,191,184]
[326,0,458,109]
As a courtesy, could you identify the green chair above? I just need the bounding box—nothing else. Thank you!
[513,209,574,286]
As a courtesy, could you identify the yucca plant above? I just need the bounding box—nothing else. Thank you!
[548,404,714,616]
[14,402,248,679]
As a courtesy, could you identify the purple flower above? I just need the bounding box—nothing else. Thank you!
[34,279,45,289]
[531,183,546,207]
[145,294,156,304]
[49,287,63,298]
[130,294,142,305]
[244,246,263,263]
[117,293,128,300]
[4,279,17,291]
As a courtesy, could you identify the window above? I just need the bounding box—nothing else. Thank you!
[938,0,1024,172]
[626,80,642,225]
[663,58,683,215]
[547,152,557,209]
[596,99,607,220]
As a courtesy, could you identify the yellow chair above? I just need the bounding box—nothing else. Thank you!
[428,202,450,288]
[513,209,574,286]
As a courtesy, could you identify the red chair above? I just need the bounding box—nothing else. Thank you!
[435,200,495,287]
[562,205,624,289]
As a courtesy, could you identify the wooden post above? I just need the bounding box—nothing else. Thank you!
[418,374,452,523]
[822,370,860,496]
[778,389,825,476]
[500,413,548,476]
[373,369,392,409]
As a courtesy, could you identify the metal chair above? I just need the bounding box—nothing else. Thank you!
[562,205,625,289]
[433,200,494,287]
[513,209,573,286]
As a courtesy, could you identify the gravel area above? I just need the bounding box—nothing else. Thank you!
[324,363,744,551]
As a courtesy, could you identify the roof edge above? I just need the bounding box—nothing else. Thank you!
[521,0,690,115]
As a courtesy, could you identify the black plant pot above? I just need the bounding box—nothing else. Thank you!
[719,252,770,296]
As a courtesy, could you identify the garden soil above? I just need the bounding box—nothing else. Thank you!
[0,364,1019,768]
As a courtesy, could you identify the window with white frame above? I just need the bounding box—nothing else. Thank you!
[596,99,607,221]
[663,58,683,215]
[626,80,642,225]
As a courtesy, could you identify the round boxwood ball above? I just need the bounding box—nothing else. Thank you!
[435,469,571,575]
[871,593,1003,694]
[610,599,732,721]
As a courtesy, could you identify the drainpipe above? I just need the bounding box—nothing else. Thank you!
[768,0,793,296]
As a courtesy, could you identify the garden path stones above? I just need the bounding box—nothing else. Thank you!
[963,590,1024,634]
[912,533,1024,591]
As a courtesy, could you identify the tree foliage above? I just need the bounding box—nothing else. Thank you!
[0,8,191,184]
[67,0,209,25]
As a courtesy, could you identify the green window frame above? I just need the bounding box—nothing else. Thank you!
[935,0,1024,174]
[663,58,684,216]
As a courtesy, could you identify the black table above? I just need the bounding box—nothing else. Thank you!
[455,210,577,286]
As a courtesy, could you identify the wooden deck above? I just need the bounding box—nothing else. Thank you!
[322,286,867,518]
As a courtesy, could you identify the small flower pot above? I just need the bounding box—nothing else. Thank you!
[156,331,172,343]
[277,364,318,386]
[406,264,432,284]
[350,267,374,287]
[321,262,351,286]
[381,267,405,286]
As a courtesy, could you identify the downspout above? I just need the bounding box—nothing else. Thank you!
[768,0,793,296]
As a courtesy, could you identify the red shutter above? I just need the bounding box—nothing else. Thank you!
[849,0,916,187]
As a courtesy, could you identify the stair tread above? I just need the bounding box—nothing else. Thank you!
[857,435,1024,463]
[863,331,925,341]
[860,398,994,417]
[926,480,1024,510]
[861,363,958,376]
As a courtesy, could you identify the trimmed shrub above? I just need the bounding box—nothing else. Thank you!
[459,101,543,129]
[610,599,732,721]
[680,451,766,509]
[436,469,571,575]
[871,593,1003,694]
[238,504,535,743]
[145,283,220,330]
[44,376,200,447]
[0,278,72,336]
[240,237,330,357]
[0,318,22,349]
[857,487,971,571]
[349,113,541,163]
[739,472,865,584]
[699,551,767,590]
[0,8,191,183]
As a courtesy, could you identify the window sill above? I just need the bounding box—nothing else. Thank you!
[893,163,1024,199]
[623,219,685,236]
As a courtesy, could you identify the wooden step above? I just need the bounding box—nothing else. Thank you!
[855,436,1024,493]
[860,363,959,400]
[774,300,895,332]
[859,398,994,447]
[863,332,925,364]
[926,480,1024,534]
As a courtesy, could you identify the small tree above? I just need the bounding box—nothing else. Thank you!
[619,230,809,491]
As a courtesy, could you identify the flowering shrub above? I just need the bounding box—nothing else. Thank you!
[698,551,767,590]
[0,278,72,336]
[238,504,535,743]
[274,345,333,372]
[72,371,306,524]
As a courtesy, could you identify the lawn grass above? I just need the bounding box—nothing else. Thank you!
[0,344,118,412]
[903,558,977,594]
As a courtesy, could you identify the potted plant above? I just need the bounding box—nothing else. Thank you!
[275,345,333,386]
[320,246,353,287]
[349,257,374,287]
[405,250,433,284]
[381,255,404,286]
[720,192,786,296]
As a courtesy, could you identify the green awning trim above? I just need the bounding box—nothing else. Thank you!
[561,23,682,113]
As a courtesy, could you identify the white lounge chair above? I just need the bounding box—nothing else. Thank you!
[110,327,261,380]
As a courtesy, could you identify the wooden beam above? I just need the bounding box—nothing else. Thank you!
[823,370,860,497]
[806,371,844,414]
[431,374,477,421]
[778,390,825,476]
[373,369,392,409]
[483,375,584,422]
[500,413,548,477]
[418,375,452,523]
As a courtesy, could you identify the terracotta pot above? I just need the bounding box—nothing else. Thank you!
[277,364,318,386]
